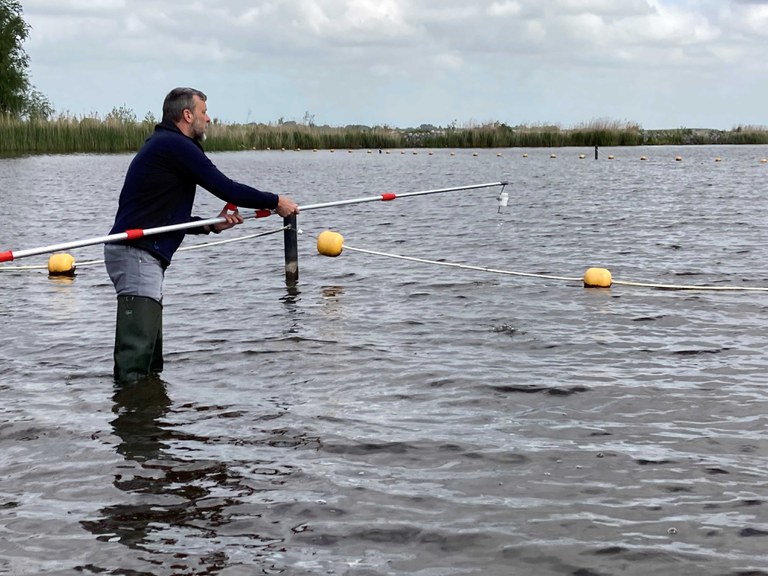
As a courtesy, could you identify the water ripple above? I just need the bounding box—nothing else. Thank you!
[2,147,768,574]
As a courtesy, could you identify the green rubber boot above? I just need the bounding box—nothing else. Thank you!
[113,295,163,383]
[150,310,163,374]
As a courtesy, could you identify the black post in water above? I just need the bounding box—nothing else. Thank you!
[594,145,599,160]
[284,214,299,285]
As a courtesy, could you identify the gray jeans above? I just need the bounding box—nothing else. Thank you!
[104,244,165,303]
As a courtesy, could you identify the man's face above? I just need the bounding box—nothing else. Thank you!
[190,95,210,142]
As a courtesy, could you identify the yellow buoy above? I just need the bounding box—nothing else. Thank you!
[675,156,683,162]
[583,267,612,288]
[640,156,647,161]
[317,231,344,257]
[608,155,615,160]
[579,154,585,159]
[48,253,76,277]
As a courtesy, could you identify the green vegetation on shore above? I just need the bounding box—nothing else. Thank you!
[2,115,768,155]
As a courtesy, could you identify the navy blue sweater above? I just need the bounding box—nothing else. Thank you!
[109,121,279,266]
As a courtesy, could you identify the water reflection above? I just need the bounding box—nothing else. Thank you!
[282,283,301,303]
[111,375,171,465]
[81,376,289,573]
[320,284,346,314]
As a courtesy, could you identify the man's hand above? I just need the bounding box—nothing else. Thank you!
[275,196,300,217]
[211,205,243,233]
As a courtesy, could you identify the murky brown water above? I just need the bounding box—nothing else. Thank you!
[1,146,768,575]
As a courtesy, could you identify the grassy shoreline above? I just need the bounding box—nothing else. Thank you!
[2,116,768,155]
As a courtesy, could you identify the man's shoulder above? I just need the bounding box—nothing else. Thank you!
[145,124,200,153]
[152,123,185,141]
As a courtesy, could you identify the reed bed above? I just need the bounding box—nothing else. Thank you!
[203,123,404,152]
[0,115,153,154]
[2,115,768,155]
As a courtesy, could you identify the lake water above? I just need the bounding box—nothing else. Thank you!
[1,146,768,575]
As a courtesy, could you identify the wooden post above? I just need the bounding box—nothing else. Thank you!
[283,214,298,285]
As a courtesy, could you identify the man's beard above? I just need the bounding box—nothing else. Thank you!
[192,120,207,142]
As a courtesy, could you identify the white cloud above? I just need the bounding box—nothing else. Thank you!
[488,1,522,17]
[18,0,768,129]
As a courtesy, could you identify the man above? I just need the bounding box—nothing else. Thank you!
[105,87,299,383]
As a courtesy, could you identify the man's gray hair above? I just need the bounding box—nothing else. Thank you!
[162,87,207,123]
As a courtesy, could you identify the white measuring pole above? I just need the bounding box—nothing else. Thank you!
[297,181,508,212]
[1,182,508,263]
[0,214,235,263]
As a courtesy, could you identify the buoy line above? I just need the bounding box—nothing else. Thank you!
[344,245,582,283]
[315,231,768,292]
[610,279,768,292]
[176,225,289,252]
[0,226,288,273]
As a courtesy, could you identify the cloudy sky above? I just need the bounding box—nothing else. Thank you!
[19,0,768,130]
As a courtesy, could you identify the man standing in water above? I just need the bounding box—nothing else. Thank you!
[105,87,299,383]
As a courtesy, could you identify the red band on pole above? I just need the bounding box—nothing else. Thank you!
[0,250,13,263]
[225,203,237,211]
[125,229,145,240]
[381,193,397,201]
[254,209,272,218]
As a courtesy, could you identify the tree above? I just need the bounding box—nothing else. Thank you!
[23,88,54,120]
[0,0,31,115]
[0,0,52,118]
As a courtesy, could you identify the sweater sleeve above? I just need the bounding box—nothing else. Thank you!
[176,139,280,210]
